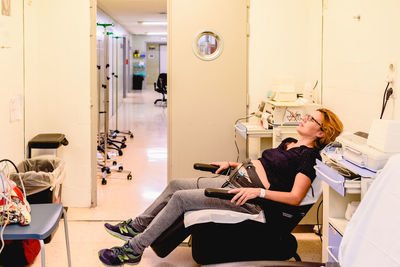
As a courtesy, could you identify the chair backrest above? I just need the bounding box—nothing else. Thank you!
[300,176,322,205]
[157,73,167,89]
[258,176,322,235]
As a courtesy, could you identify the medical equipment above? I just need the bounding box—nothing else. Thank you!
[264,99,319,126]
[269,79,298,102]
[263,100,320,147]
[97,23,132,184]
[336,131,395,172]
[272,91,298,102]
[109,36,134,139]
[367,119,400,153]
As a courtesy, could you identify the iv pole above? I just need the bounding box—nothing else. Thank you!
[97,23,132,185]
[111,36,134,139]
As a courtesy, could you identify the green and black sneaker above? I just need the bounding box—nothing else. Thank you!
[104,218,139,241]
[98,241,142,266]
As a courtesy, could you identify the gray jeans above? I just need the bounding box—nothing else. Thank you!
[128,177,261,254]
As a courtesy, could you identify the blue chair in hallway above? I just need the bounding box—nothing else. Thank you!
[3,203,71,267]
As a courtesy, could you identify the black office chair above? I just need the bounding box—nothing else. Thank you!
[151,163,323,265]
[154,73,167,105]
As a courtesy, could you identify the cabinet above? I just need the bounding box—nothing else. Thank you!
[316,159,375,262]
[235,121,273,159]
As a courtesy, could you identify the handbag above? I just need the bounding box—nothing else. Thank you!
[0,166,31,226]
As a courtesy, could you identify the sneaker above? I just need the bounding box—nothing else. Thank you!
[104,219,139,241]
[98,241,142,266]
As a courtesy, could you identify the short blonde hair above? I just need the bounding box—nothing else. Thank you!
[314,108,343,149]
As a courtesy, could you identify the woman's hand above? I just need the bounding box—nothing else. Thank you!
[228,188,261,206]
[210,161,230,174]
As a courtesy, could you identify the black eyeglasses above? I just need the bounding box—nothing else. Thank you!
[304,114,323,129]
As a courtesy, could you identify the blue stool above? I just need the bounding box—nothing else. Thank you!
[3,203,71,267]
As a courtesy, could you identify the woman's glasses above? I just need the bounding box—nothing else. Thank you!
[304,114,323,129]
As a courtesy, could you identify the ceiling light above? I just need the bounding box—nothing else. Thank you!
[138,21,167,26]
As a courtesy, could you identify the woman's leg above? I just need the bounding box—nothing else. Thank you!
[129,187,260,254]
[131,177,228,232]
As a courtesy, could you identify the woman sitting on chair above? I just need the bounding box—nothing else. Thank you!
[98,108,343,266]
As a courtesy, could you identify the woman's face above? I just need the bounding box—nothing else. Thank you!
[296,111,325,140]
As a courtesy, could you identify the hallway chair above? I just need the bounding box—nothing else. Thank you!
[3,203,71,267]
[154,73,167,105]
[151,163,323,265]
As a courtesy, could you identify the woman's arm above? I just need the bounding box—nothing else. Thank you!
[229,172,311,206]
[210,161,240,174]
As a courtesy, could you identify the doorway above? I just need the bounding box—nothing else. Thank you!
[146,42,168,87]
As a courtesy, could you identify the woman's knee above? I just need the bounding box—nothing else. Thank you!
[168,179,183,190]
[168,178,195,191]
[170,189,204,210]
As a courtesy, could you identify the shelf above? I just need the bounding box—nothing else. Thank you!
[344,180,361,194]
[235,122,272,139]
[316,160,362,196]
[329,217,349,236]
[266,99,305,107]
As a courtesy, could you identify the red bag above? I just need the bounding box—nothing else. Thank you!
[0,239,40,266]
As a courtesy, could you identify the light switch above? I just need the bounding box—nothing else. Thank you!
[9,95,23,122]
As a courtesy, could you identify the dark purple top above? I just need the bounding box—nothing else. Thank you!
[258,137,321,192]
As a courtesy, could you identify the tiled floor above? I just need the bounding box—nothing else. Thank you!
[32,87,321,266]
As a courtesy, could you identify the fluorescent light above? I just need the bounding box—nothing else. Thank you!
[139,21,167,26]
[146,32,168,36]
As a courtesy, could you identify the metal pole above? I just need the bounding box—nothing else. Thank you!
[97,63,101,148]
[103,28,110,167]
[115,37,119,130]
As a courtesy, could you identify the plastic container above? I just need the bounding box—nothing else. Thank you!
[132,74,144,90]
[9,156,66,204]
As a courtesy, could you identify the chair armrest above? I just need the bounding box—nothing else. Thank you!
[193,163,230,175]
[204,188,235,200]
[204,188,262,205]
[204,188,280,207]
[204,188,313,234]
[204,188,311,210]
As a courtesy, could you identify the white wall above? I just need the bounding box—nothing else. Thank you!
[249,0,322,114]
[131,34,167,55]
[24,0,96,207]
[130,34,166,86]
[0,1,25,163]
[322,0,400,133]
